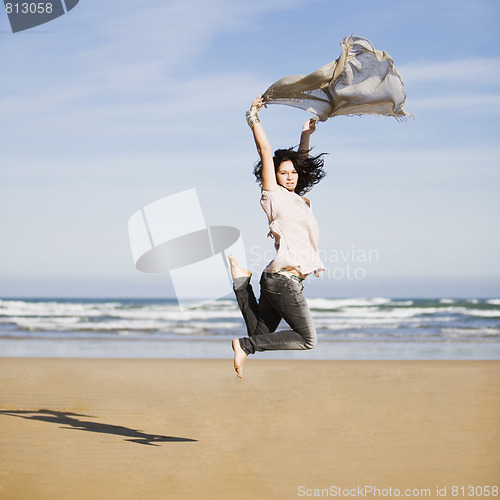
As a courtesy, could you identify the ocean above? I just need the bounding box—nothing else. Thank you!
[1,297,499,359]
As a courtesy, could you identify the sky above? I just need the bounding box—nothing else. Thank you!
[1,0,499,299]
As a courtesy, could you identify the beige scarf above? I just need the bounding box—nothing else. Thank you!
[263,36,410,121]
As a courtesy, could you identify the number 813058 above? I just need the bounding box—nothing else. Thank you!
[5,3,53,14]
[451,486,499,497]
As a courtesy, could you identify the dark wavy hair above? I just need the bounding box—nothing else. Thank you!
[253,147,327,196]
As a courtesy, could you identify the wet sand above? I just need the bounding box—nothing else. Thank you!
[1,358,499,499]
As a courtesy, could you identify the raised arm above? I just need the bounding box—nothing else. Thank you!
[247,96,278,191]
[299,118,317,153]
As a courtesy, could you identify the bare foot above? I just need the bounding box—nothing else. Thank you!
[228,254,251,280]
[232,339,247,378]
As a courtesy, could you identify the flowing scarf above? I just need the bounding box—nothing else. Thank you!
[262,36,410,121]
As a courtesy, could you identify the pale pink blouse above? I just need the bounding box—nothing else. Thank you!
[261,186,325,277]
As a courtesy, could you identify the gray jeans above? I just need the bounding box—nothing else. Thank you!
[234,272,317,355]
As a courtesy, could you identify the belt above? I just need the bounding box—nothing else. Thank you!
[277,268,304,284]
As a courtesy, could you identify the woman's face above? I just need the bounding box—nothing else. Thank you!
[276,160,298,192]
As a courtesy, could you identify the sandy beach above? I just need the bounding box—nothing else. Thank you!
[1,358,499,499]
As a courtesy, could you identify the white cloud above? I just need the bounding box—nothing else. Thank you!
[1,0,320,93]
[0,0,318,142]
[399,57,500,84]
[408,94,500,114]
[397,56,500,113]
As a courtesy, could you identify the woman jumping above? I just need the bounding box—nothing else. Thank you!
[229,95,327,378]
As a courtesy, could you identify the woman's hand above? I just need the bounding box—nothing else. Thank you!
[299,118,317,152]
[250,95,267,113]
[302,118,317,135]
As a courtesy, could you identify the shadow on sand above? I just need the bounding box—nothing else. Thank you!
[0,409,197,446]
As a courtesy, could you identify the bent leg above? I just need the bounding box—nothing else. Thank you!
[240,273,317,354]
[233,275,282,340]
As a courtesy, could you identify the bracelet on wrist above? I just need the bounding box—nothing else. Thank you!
[246,110,260,128]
